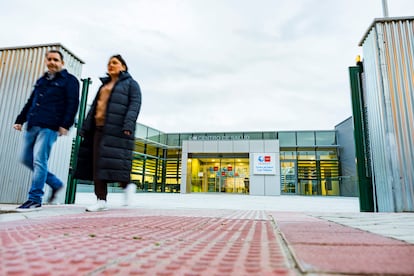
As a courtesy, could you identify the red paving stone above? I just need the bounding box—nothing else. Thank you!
[0,209,295,276]
[2,208,414,275]
[272,212,414,275]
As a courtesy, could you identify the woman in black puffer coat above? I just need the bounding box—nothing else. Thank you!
[74,54,141,211]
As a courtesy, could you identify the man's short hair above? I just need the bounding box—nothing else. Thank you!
[46,50,64,61]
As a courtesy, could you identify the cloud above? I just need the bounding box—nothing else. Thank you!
[1,0,414,133]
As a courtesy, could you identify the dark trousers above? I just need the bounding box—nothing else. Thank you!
[93,127,127,200]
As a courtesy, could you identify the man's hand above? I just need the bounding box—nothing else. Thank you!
[13,124,22,131]
[58,127,68,136]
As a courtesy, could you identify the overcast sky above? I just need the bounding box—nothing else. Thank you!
[1,0,413,133]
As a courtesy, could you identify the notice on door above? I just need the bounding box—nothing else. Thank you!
[253,153,276,175]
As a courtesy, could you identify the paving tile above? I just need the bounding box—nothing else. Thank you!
[290,244,414,275]
[274,214,414,275]
[1,196,414,275]
[313,213,414,244]
[0,209,296,276]
[276,222,407,245]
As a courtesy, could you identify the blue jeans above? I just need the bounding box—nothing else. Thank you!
[21,126,62,204]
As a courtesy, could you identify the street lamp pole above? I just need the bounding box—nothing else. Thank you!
[381,0,389,17]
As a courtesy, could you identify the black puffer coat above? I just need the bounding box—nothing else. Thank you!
[73,71,141,182]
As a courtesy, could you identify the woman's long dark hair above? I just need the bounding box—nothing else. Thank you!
[111,54,128,71]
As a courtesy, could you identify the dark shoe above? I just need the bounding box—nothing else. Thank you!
[16,200,42,212]
[48,186,63,203]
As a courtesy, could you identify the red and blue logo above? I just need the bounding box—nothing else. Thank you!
[258,155,271,162]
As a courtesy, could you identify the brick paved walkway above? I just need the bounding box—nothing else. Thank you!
[1,207,414,275]
[1,209,294,276]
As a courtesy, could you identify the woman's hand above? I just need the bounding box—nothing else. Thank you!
[123,130,132,136]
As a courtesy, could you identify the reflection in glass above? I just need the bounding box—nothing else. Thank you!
[316,131,336,145]
[189,157,249,194]
[281,161,296,194]
[297,131,315,146]
[279,132,296,146]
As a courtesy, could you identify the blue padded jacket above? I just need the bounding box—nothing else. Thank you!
[15,69,80,131]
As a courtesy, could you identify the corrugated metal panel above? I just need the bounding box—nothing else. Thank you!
[360,17,414,212]
[335,117,358,197]
[0,43,83,204]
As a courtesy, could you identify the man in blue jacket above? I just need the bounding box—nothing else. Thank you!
[13,50,80,211]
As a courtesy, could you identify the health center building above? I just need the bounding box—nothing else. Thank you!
[128,117,357,197]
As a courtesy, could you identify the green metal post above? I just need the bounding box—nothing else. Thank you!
[349,65,374,212]
[65,78,92,204]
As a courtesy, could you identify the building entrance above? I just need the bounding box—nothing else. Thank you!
[281,161,296,194]
[188,154,249,194]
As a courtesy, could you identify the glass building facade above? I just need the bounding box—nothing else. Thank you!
[129,124,340,196]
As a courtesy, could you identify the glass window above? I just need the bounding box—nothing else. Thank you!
[225,133,244,140]
[280,151,296,160]
[278,132,296,146]
[159,133,167,145]
[317,150,338,160]
[166,149,181,159]
[244,132,263,139]
[297,151,316,160]
[167,134,180,147]
[135,124,148,139]
[146,144,159,157]
[134,141,146,154]
[297,132,315,146]
[206,133,225,140]
[179,133,192,142]
[131,157,144,175]
[263,132,277,139]
[281,161,296,194]
[189,133,219,141]
[189,157,249,194]
[319,160,340,196]
[316,131,336,145]
[147,127,160,143]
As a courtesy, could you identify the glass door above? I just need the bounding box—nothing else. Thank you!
[297,160,318,195]
[281,161,296,194]
[189,156,249,193]
[221,159,234,193]
[319,160,340,195]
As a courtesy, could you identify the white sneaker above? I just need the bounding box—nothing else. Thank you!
[123,183,137,206]
[86,200,108,212]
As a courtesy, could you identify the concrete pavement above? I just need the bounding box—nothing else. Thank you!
[1,193,413,275]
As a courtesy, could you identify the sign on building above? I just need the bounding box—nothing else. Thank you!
[253,153,276,175]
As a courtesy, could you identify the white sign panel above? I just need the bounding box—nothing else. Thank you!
[253,153,276,175]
